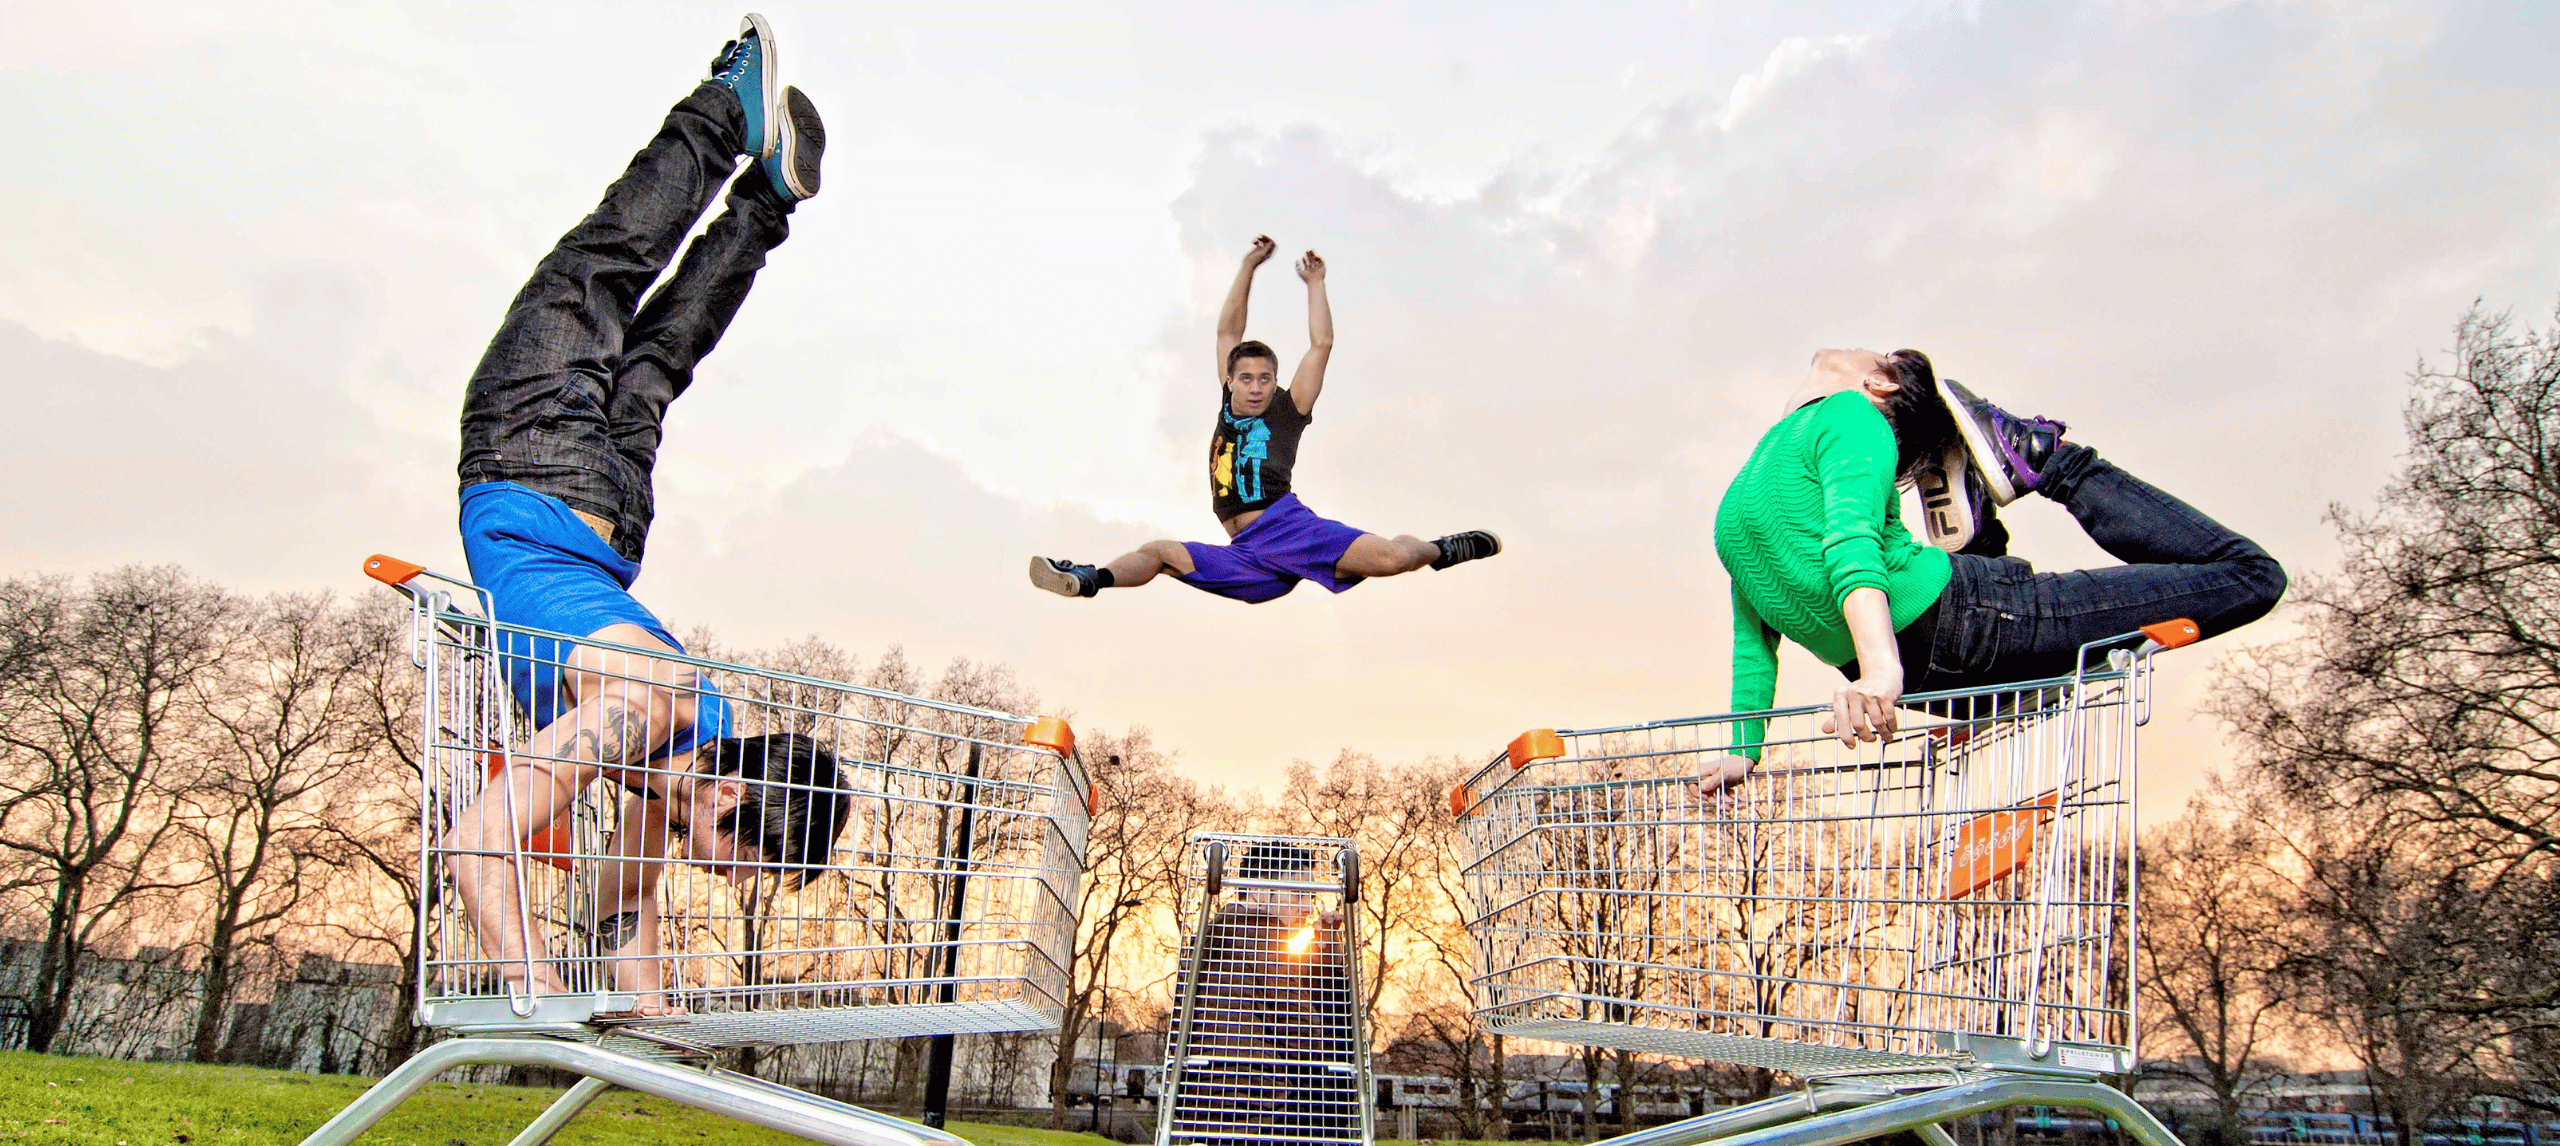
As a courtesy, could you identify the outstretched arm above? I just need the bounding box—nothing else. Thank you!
[1215,235,1276,384]
[1291,250,1333,415]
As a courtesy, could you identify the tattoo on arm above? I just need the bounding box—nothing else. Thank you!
[595,910,643,951]
[565,729,604,764]
[593,703,649,765]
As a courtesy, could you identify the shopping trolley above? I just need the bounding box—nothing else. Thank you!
[1446,622,2204,1146]
[1158,833,1374,1146]
[298,556,1095,1146]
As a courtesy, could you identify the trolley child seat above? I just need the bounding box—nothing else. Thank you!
[1158,834,1375,1146]
[1445,622,2203,1146]
[297,556,1097,1146]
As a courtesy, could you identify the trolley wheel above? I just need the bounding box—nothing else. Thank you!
[1340,845,1361,904]
[1204,840,1228,900]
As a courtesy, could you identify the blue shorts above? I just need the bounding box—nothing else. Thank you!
[1178,493,1371,604]
[458,482,729,758]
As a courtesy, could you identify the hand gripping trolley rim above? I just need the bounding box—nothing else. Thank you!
[1158,833,1375,1146]
[1445,620,2204,1146]
[298,556,1097,1146]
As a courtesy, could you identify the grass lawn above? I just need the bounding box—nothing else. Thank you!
[0,1051,1124,1146]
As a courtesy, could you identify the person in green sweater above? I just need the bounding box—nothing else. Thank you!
[1698,347,2286,792]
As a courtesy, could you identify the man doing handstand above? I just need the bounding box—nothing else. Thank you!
[446,14,852,1007]
[1029,236,1502,603]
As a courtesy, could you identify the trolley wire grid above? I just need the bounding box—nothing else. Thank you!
[1448,621,2201,1080]
[1158,833,1375,1146]
[366,555,1093,1048]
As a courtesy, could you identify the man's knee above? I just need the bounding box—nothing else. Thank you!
[1145,540,1195,573]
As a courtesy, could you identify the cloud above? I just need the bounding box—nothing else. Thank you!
[4,1,2558,811]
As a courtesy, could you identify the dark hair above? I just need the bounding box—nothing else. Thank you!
[1237,841,1316,880]
[1225,340,1279,377]
[703,733,851,887]
[1875,348,1956,482]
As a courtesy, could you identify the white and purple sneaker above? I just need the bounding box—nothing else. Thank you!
[1915,441,1980,552]
[1939,377,2066,506]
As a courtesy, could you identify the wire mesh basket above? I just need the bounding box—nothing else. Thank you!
[368,556,1092,1048]
[1158,833,1374,1146]
[1448,623,2199,1078]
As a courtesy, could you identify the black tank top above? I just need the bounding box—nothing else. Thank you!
[1209,389,1310,520]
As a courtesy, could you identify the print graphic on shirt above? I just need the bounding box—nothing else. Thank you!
[1215,412,1273,506]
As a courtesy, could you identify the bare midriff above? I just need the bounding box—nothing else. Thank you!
[1220,509,1262,538]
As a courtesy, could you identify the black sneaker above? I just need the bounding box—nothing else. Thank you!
[1028,556,1101,598]
[1938,377,2066,506]
[1429,531,1502,571]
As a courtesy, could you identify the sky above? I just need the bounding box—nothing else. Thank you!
[3,0,2557,821]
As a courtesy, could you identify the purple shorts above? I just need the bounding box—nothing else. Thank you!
[1178,493,1370,604]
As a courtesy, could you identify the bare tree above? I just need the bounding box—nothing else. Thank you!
[2136,794,2290,1146]
[1272,751,1453,1040]
[1381,1000,1501,1139]
[1416,754,1509,1139]
[2274,813,2513,1146]
[299,595,433,1067]
[177,591,383,1062]
[2218,299,2560,1103]
[1049,727,1222,1129]
[0,567,231,1053]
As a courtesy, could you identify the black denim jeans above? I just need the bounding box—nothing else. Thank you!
[1859,444,2287,692]
[457,83,792,564]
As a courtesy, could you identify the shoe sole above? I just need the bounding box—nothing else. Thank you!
[1027,556,1082,597]
[1938,376,2020,506]
[774,86,823,200]
[741,12,780,159]
[1914,447,1976,551]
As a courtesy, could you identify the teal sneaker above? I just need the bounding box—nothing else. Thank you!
[706,13,780,159]
[765,86,825,202]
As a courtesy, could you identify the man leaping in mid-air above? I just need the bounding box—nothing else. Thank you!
[446,14,853,1009]
[1030,237,1501,603]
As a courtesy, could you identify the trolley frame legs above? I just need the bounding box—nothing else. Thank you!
[504,1075,610,1146]
[1587,1074,2179,1146]
[293,1036,950,1146]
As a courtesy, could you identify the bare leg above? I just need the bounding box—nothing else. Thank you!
[1334,533,1440,580]
[1103,540,1197,589]
[449,622,700,994]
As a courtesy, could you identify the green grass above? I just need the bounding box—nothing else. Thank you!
[0,1051,1125,1146]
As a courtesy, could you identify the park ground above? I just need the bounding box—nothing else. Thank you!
[0,1050,1089,1146]
[0,1051,1496,1146]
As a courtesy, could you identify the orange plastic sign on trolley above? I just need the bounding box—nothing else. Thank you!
[1945,790,2060,899]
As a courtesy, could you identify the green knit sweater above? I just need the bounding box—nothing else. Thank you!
[1715,391,1952,757]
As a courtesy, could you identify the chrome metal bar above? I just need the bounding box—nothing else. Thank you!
[1576,1091,1826,1146]
[502,1075,612,1146]
[294,1037,938,1146]
[1690,1077,2179,1146]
